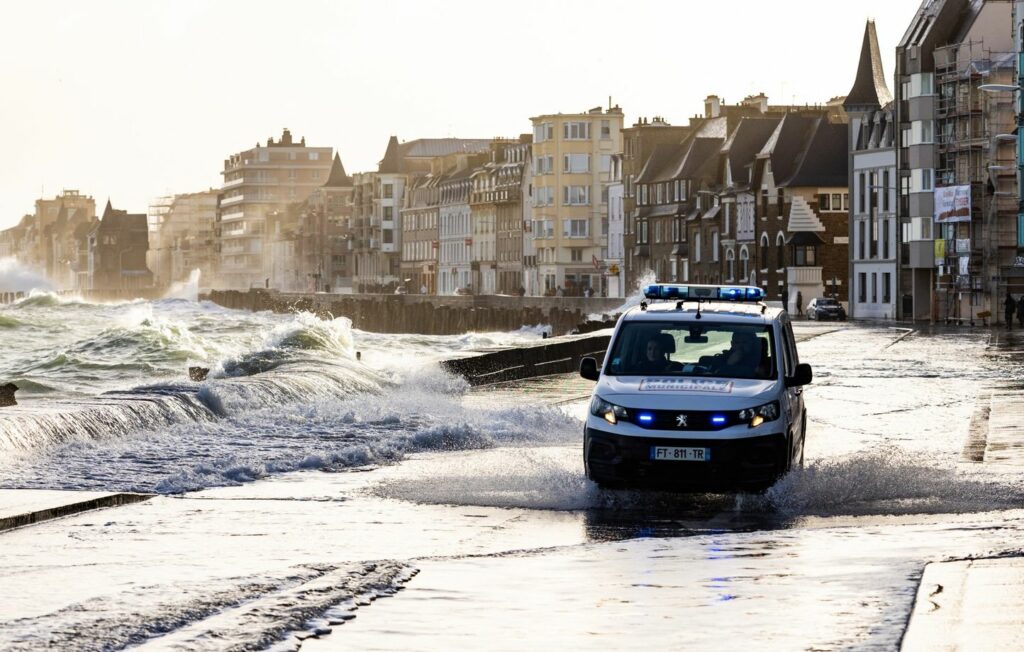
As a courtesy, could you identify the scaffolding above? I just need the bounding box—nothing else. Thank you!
[934,41,1017,324]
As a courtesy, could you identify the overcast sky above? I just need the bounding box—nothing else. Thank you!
[0,0,921,229]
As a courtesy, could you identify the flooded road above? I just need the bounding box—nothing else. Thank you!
[3,322,1024,650]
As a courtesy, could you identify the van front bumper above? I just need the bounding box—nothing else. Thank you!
[585,426,789,490]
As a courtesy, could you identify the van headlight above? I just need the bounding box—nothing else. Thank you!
[738,401,780,428]
[590,396,629,425]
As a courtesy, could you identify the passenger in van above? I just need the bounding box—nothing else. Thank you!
[636,332,676,374]
[714,331,767,378]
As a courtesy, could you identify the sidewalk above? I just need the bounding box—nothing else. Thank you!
[0,489,150,532]
[903,329,1024,650]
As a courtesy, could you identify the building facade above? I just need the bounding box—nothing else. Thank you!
[846,20,898,320]
[530,106,624,296]
[218,129,333,290]
[86,201,153,291]
[147,190,218,289]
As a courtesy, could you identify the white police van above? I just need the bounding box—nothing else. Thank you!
[579,283,812,490]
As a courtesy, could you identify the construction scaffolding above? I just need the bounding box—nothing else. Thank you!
[934,41,1018,324]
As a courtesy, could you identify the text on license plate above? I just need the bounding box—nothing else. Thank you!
[650,446,711,462]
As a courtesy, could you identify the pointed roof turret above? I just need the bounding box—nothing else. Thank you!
[324,153,352,187]
[844,20,893,110]
[102,199,113,219]
[378,135,401,173]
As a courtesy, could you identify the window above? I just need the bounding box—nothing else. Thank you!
[858,220,866,260]
[604,322,776,380]
[383,184,394,199]
[600,155,611,173]
[883,272,891,303]
[258,150,269,162]
[383,229,393,244]
[694,232,702,263]
[776,232,785,269]
[563,121,590,140]
[309,152,320,160]
[858,172,866,213]
[534,123,553,142]
[882,170,891,212]
[383,206,393,221]
[312,170,320,180]
[831,193,842,212]
[819,194,831,211]
[883,218,890,259]
[563,153,590,173]
[570,249,583,262]
[793,245,816,266]
[712,232,719,262]
[726,249,735,280]
[858,272,867,303]
[601,120,611,138]
[740,247,750,280]
[534,155,553,175]
[534,186,554,206]
[843,193,849,211]
[563,185,591,205]
[871,272,878,303]
[564,219,589,238]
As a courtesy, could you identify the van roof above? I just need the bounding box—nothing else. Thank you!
[620,301,785,326]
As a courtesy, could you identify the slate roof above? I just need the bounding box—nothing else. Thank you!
[672,137,725,181]
[783,120,848,188]
[379,137,493,173]
[323,153,352,187]
[845,20,893,109]
[720,118,781,187]
[635,144,683,184]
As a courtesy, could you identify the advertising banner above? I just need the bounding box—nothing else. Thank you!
[934,239,945,267]
[934,185,971,224]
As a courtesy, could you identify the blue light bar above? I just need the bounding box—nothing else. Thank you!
[711,415,727,426]
[637,413,654,424]
[642,284,765,302]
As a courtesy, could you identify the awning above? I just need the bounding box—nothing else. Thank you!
[785,231,827,246]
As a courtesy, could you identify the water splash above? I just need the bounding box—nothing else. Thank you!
[0,257,52,293]
[164,269,202,302]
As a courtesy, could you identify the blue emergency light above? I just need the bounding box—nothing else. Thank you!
[642,284,765,302]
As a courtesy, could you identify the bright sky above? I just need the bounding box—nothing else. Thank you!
[0,0,921,229]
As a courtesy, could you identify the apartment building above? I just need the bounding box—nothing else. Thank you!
[621,117,690,290]
[353,137,490,293]
[846,20,898,320]
[299,154,354,293]
[147,190,219,288]
[438,161,475,295]
[530,106,624,296]
[471,138,531,295]
[400,170,441,294]
[218,129,333,290]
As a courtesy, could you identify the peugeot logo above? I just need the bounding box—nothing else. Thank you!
[676,414,688,427]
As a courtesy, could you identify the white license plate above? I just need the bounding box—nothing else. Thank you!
[650,446,711,462]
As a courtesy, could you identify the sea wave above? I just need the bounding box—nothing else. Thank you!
[0,313,22,328]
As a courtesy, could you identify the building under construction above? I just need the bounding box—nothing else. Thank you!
[934,37,1018,323]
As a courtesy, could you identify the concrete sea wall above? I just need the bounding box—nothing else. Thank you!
[203,290,623,336]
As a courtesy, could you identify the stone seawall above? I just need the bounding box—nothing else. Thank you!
[441,332,612,386]
[203,290,624,336]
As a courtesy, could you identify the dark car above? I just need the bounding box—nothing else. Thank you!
[806,297,846,321]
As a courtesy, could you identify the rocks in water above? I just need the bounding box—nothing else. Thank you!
[0,382,18,407]
[188,367,210,382]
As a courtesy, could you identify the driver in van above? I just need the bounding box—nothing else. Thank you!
[636,332,673,373]
[715,331,764,377]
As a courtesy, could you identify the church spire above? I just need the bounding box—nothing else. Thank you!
[844,20,893,110]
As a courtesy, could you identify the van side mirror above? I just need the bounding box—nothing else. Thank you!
[579,357,600,381]
[786,363,813,388]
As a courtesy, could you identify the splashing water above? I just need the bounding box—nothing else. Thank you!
[0,257,52,293]
[164,269,202,302]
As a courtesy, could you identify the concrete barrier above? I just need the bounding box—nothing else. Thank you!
[441,332,612,386]
[203,289,623,336]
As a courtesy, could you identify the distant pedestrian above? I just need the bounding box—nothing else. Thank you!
[1018,295,1024,328]
[1004,294,1016,330]
[796,291,803,316]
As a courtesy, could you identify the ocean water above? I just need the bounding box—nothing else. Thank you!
[0,290,568,493]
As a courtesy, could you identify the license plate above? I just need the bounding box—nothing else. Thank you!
[650,446,711,462]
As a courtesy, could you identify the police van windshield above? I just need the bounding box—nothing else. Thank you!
[606,322,776,380]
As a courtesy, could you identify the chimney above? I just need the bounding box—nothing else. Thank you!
[704,95,721,118]
[743,93,769,113]
[281,128,293,146]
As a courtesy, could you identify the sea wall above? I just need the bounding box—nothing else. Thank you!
[440,332,611,385]
[203,290,623,336]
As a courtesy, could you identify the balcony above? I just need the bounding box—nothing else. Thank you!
[786,266,822,285]
[223,177,244,189]
[220,208,246,223]
[220,194,244,207]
